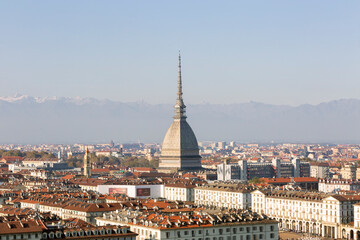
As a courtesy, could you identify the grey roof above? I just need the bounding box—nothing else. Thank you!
[161,119,200,156]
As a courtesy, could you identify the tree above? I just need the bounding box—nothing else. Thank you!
[0,150,55,158]
[249,177,264,184]
[149,158,159,168]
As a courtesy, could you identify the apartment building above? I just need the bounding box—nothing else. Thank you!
[42,225,137,240]
[217,160,242,181]
[164,183,195,202]
[0,216,137,240]
[318,179,360,193]
[217,158,310,181]
[19,196,121,224]
[310,162,330,178]
[195,185,252,209]
[97,209,278,240]
[70,178,164,198]
[340,163,357,180]
[251,189,360,238]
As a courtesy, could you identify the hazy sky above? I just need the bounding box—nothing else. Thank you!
[1,1,359,106]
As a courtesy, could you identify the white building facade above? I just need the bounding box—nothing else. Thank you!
[195,186,251,209]
[318,179,360,193]
[97,210,278,240]
[97,184,164,199]
[251,189,360,239]
[164,184,195,202]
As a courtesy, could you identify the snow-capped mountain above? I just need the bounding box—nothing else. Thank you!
[1,95,360,144]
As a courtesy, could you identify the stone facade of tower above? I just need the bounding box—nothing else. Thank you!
[159,55,202,170]
[83,148,91,177]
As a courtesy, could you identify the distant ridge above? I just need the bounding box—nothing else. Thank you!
[1,95,360,144]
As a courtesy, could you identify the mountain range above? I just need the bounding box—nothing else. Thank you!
[1,95,360,144]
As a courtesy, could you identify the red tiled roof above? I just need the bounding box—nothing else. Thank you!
[182,173,197,179]
[0,156,24,163]
[0,220,43,234]
[92,168,111,173]
[293,177,318,182]
[61,175,76,180]
[261,177,318,184]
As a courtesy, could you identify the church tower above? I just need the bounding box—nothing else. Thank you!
[159,54,202,170]
[83,148,91,177]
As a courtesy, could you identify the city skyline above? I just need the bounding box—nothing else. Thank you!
[1,1,360,106]
[2,2,360,240]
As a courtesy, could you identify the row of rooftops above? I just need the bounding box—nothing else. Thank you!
[115,199,197,212]
[0,218,44,235]
[0,207,37,216]
[0,207,94,229]
[70,178,162,186]
[42,225,135,239]
[101,209,275,230]
[0,212,58,224]
[14,193,200,213]
[0,216,136,238]
[255,189,360,202]
[260,177,318,184]
[259,189,329,201]
[19,196,121,212]
[318,178,360,184]
[194,184,255,193]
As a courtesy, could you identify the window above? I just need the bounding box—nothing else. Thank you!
[233,228,237,233]
[270,233,275,239]
[177,232,181,238]
[259,227,263,232]
[166,232,170,238]
[270,226,274,231]
[247,227,250,233]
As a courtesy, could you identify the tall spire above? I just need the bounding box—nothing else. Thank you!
[177,52,182,103]
[84,147,91,177]
[174,52,186,119]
